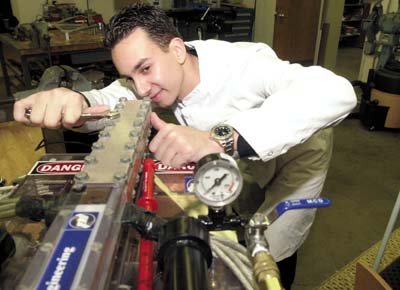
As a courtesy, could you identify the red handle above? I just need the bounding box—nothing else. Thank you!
[137,158,157,290]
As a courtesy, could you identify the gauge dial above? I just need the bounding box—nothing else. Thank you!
[194,153,243,208]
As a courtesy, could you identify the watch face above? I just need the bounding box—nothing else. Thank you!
[214,125,233,138]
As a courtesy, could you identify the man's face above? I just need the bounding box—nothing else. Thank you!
[112,28,185,108]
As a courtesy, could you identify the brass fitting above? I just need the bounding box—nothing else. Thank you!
[252,251,283,290]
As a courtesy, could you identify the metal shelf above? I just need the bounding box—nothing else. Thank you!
[340,33,361,39]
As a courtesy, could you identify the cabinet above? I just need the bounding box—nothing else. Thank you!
[166,7,254,42]
[220,7,254,42]
[340,1,370,47]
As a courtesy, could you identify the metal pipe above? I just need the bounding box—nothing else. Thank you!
[373,190,400,271]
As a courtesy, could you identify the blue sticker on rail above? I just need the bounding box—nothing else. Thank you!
[184,176,194,193]
[36,211,99,290]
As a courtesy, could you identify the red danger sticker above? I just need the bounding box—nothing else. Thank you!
[30,161,85,175]
[154,160,196,173]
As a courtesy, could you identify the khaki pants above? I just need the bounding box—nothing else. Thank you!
[238,128,333,261]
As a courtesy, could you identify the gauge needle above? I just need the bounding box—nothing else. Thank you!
[205,173,228,194]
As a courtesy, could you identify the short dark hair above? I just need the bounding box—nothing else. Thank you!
[105,4,180,50]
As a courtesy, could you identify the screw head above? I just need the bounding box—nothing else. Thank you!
[115,103,124,110]
[72,182,86,192]
[92,141,104,150]
[120,154,132,164]
[75,171,89,181]
[84,155,97,164]
[119,97,128,103]
[125,141,136,150]
[129,130,140,138]
[114,172,127,183]
[99,130,110,138]
[40,242,54,252]
[133,119,143,127]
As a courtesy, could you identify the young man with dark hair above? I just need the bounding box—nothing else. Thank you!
[14,4,356,289]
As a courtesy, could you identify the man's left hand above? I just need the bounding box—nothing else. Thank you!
[149,112,223,168]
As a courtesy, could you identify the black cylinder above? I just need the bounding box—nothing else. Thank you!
[157,217,212,290]
[0,228,15,268]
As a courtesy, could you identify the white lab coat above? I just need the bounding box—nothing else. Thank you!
[82,39,356,261]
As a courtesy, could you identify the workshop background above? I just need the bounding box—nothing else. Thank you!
[1,0,400,289]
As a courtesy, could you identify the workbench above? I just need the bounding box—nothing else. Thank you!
[0,28,110,98]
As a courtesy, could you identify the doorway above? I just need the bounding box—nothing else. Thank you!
[273,0,322,64]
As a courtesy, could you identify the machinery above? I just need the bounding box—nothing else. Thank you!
[359,0,400,130]
[0,99,332,290]
[14,65,112,154]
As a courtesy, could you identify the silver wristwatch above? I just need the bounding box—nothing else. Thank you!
[210,124,235,156]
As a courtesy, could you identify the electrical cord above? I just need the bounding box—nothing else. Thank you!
[210,235,259,290]
[34,139,93,151]
[210,241,254,290]
[212,238,252,269]
[211,235,249,256]
[212,239,254,282]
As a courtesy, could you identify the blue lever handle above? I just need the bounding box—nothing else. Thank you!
[275,198,331,217]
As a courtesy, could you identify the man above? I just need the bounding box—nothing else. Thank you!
[13,4,356,289]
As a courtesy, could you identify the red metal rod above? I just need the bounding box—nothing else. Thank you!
[136,158,157,290]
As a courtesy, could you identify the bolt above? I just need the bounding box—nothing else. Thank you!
[92,141,104,150]
[84,155,97,164]
[119,97,128,103]
[99,130,110,138]
[72,182,86,192]
[137,111,146,118]
[59,210,71,217]
[133,119,143,127]
[129,130,140,138]
[40,242,54,252]
[120,154,132,164]
[91,242,103,253]
[114,172,127,183]
[104,207,114,216]
[125,141,136,150]
[115,103,124,111]
[142,97,151,105]
[75,171,89,181]
[137,116,146,123]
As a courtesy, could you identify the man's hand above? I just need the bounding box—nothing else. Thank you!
[149,112,223,168]
[13,87,109,128]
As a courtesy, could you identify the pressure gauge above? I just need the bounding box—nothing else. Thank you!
[193,153,243,208]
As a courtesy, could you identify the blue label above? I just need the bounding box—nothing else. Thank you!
[36,212,98,290]
[184,176,194,193]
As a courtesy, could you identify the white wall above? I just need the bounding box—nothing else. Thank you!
[321,0,345,69]
[11,0,44,23]
[253,0,275,46]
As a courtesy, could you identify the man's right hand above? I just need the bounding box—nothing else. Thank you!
[13,87,108,129]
